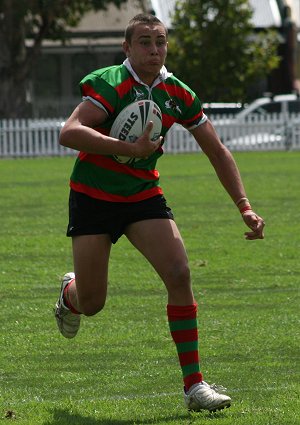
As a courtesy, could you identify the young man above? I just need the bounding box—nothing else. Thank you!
[54,13,265,412]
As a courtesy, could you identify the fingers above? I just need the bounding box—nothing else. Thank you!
[135,121,162,159]
[244,230,264,240]
[143,121,162,144]
[143,121,154,135]
[243,213,265,240]
[153,136,163,147]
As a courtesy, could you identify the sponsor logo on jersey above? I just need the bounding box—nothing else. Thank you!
[165,99,182,114]
[133,87,146,101]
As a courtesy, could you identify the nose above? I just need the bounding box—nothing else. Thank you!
[150,43,159,55]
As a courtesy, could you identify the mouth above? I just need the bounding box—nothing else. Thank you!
[148,61,161,66]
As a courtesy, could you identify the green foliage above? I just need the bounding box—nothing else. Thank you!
[0,0,129,118]
[0,152,300,424]
[167,0,280,102]
[0,0,127,34]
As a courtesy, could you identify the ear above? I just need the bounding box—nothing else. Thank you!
[123,41,130,57]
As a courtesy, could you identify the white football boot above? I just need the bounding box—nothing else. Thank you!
[184,381,231,412]
[54,272,81,338]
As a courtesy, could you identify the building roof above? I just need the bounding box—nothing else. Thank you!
[37,0,298,51]
[74,0,143,32]
[250,0,282,28]
[151,0,283,28]
[151,0,175,27]
[38,0,144,49]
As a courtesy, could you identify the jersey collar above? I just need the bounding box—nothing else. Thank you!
[123,58,172,88]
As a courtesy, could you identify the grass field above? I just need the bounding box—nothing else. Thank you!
[0,151,299,424]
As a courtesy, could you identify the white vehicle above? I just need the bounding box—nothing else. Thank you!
[209,93,300,151]
[203,102,243,116]
[234,93,300,122]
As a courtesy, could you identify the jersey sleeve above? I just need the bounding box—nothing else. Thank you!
[166,77,207,130]
[179,88,207,130]
[181,98,207,130]
[80,72,118,116]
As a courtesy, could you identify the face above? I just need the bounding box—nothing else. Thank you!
[123,23,168,86]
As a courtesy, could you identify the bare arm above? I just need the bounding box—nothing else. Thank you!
[59,100,161,158]
[190,120,265,239]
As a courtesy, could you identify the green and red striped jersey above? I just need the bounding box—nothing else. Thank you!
[70,60,206,202]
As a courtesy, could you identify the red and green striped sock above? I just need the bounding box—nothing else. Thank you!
[167,303,203,391]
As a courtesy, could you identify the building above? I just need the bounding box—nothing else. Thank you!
[32,0,300,117]
[152,0,300,96]
[285,0,300,90]
[32,0,146,117]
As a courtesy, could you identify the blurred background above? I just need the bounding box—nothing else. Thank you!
[0,0,299,118]
[1,0,300,155]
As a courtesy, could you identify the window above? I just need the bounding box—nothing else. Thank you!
[34,54,60,97]
[71,53,97,96]
[255,103,281,114]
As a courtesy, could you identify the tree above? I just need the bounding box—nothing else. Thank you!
[166,0,280,102]
[0,0,129,118]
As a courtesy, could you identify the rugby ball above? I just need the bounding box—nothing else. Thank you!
[110,100,162,163]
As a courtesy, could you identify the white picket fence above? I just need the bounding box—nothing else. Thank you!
[163,113,300,153]
[1,113,300,158]
[0,118,71,158]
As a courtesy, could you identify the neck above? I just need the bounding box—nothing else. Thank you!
[124,58,161,87]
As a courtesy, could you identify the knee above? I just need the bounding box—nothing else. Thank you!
[79,297,106,317]
[165,260,191,288]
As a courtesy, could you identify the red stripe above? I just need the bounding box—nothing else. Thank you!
[63,279,81,314]
[178,350,199,367]
[81,83,114,114]
[184,372,203,391]
[171,328,198,344]
[179,110,204,127]
[115,77,135,98]
[156,83,195,107]
[78,152,160,180]
[240,205,252,214]
[70,181,163,203]
[167,303,197,321]
[162,113,177,129]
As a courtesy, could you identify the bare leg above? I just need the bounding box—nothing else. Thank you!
[68,234,112,316]
[125,219,194,305]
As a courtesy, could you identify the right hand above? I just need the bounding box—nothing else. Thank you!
[131,121,162,159]
[242,210,265,240]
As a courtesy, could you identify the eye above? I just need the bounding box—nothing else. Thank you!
[140,40,151,46]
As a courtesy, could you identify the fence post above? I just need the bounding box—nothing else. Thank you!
[1,114,300,157]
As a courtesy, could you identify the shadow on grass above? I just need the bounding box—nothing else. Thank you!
[43,408,230,424]
[43,408,189,424]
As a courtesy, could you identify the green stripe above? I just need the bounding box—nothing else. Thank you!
[169,318,197,332]
[182,363,200,378]
[176,341,198,354]
[71,160,158,197]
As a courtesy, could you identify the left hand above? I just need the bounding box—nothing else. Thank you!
[131,122,162,159]
[242,210,265,240]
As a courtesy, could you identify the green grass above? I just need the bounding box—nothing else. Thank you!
[0,151,299,424]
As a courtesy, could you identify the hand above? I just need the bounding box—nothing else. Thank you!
[131,121,162,159]
[242,210,265,240]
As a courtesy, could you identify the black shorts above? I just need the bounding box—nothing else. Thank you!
[67,190,174,244]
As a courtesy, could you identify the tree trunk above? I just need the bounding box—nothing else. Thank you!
[0,74,31,118]
[0,1,32,117]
